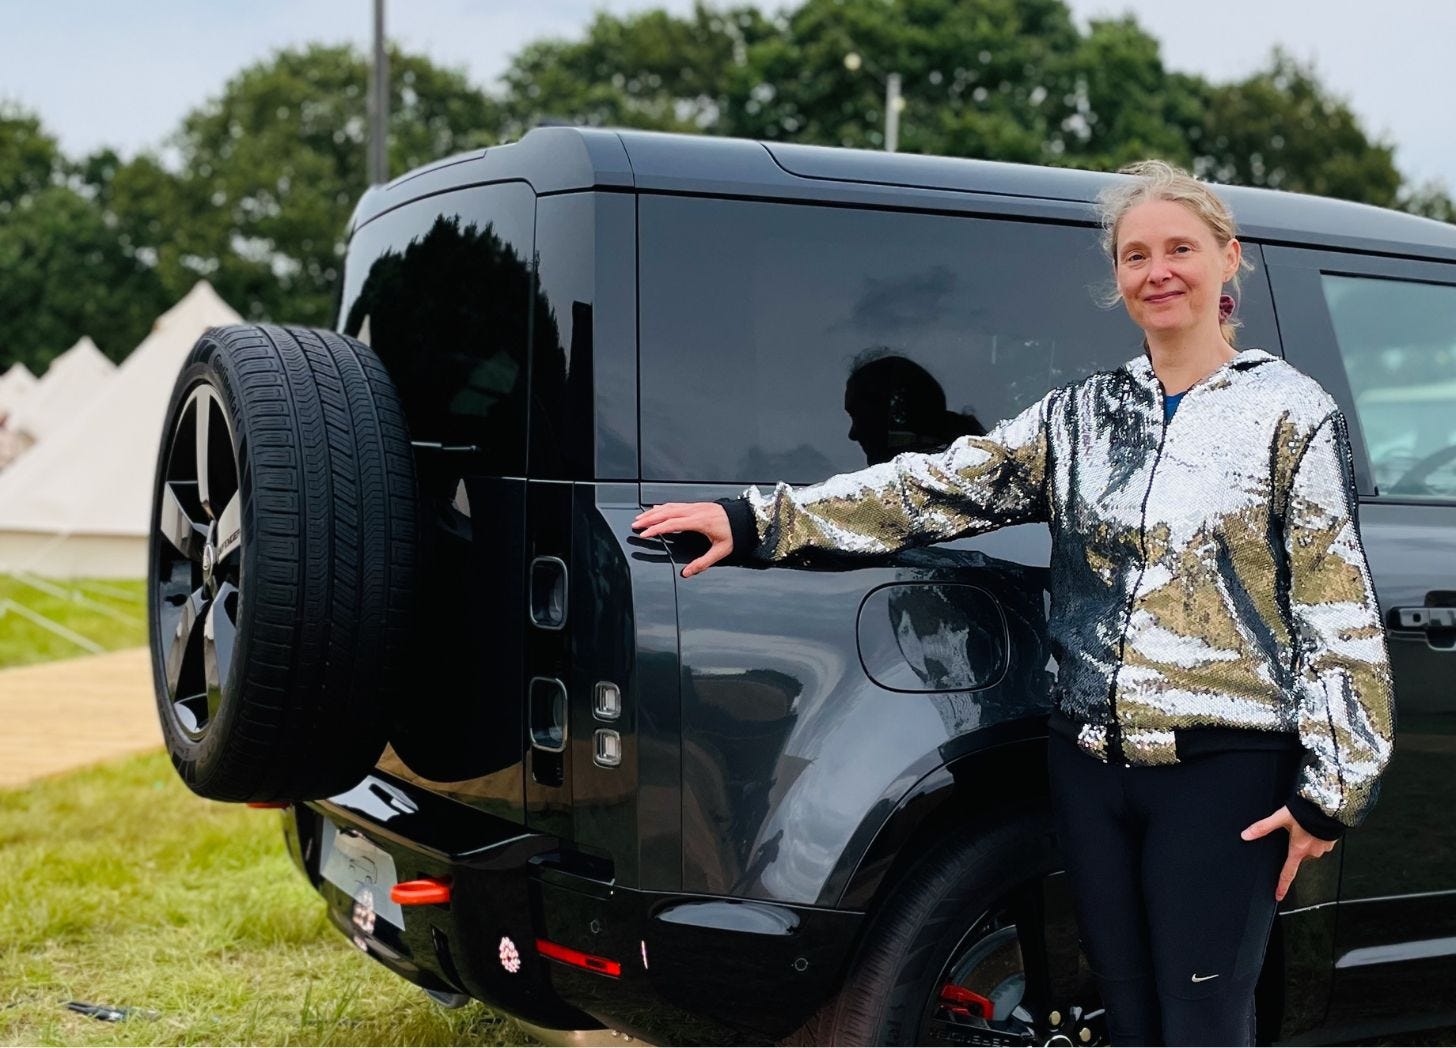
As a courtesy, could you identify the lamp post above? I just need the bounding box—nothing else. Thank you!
[368,0,389,185]
[844,52,906,153]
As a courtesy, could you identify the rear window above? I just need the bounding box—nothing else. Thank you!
[338,182,534,473]
[638,196,1147,484]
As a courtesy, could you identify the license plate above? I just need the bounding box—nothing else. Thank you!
[319,820,405,931]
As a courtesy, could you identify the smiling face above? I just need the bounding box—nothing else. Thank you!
[1114,198,1242,341]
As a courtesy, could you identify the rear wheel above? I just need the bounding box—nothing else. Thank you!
[147,324,419,801]
[790,812,1105,1046]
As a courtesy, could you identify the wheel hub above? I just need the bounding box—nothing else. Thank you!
[202,538,217,591]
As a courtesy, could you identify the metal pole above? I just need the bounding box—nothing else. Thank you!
[885,72,901,153]
[369,0,389,184]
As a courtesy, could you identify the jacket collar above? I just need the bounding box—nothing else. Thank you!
[1122,346,1277,392]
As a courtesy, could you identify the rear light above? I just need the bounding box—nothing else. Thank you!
[391,878,452,905]
[536,938,622,978]
[593,728,622,767]
[592,681,621,720]
[246,801,291,809]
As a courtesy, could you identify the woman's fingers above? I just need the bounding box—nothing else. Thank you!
[1275,850,1303,901]
[631,503,735,576]
[682,541,731,578]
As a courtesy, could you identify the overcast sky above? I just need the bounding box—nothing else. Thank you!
[1,0,1451,190]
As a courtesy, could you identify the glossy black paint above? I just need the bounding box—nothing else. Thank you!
[302,127,1456,1043]
[288,791,859,1044]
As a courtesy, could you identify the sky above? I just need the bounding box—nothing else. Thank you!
[1,0,1452,191]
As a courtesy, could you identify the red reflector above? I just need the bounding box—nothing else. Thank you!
[245,801,290,809]
[536,938,622,978]
[390,879,452,905]
[939,983,994,1019]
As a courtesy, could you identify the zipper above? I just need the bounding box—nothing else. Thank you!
[1106,379,1172,764]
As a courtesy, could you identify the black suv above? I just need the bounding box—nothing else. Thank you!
[147,126,1456,1045]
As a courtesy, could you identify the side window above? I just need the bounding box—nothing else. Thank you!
[639,197,1174,483]
[1321,274,1456,500]
[337,182,535,473]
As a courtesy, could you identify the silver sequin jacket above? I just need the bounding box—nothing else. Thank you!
[721,348,1395,837]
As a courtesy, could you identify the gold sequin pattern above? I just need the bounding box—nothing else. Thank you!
[738,348,1395,830]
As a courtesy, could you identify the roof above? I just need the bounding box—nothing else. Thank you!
[8,336,116,442]
[349,126,1456,264]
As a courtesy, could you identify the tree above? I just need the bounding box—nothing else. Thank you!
[0,103,61,211]
[493,0,1430,217]
[0,185,166,371]
[99,44,505,327]
[1193,49,1403,207]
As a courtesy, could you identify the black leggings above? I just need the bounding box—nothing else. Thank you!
[1047,731,1301,1046]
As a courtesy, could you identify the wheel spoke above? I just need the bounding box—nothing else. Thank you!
[164,586,208,704]
[158,482,208,561]
[204,585,237,726]
[192,386,219,519]
[215,493,242,569]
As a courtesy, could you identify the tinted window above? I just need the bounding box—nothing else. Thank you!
[338,182,534,472]
[639,197,1148,483]
[1322,273,1456,500]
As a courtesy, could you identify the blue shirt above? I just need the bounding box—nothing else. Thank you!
[1164,389,1186,423]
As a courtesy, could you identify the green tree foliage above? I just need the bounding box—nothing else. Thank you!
[99,44,504,328]
[0,104,61,210]
[0,185,166,371]
[495,0,1422,211]
[1193,50,1402,205]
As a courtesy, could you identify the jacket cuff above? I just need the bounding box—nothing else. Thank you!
[1286,793,1347,842]
[715,496,760,563]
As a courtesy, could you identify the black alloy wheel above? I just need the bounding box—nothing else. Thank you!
[789,812,1105,1047]
[154,383,243,742]
[147,324,420,802]
[919,874,1105,1047]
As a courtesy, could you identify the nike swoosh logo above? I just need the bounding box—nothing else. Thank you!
[1191,973,1220,983]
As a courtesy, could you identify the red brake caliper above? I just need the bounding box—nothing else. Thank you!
[939,983,995,1021]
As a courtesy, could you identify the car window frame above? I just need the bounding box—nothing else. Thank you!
[1265,245,1456,507]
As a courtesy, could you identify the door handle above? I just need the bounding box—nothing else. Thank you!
[1395,601,1456,650]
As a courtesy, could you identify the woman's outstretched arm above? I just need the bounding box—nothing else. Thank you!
[634,391,1053,576]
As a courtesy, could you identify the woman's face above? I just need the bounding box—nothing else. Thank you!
[1114,198,1241,341]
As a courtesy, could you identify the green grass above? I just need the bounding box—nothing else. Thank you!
[0,752,536,1046]
[0,576,146,670]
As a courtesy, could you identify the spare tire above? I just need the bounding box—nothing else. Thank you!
[147,324,419,802]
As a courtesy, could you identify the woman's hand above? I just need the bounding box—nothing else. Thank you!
[1240,805,1338,901]
[631,502,734,578]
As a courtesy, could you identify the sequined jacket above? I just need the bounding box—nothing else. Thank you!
[719,348,1394,839]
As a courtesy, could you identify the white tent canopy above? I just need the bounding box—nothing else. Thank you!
[0,282,242,577]
[0,362,38,415]
[8,336,117,443]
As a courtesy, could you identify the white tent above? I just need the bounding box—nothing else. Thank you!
[8,336,117,444]
[0,282,242,577]
[0,362,38,415]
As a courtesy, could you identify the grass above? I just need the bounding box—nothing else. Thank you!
[0,751,537,1046]
[0,575,146,670]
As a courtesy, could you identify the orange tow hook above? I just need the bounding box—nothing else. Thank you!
[391,878,452,905]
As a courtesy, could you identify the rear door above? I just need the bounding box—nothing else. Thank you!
[1266,247,1456,1029]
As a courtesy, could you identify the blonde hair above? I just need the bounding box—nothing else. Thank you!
[1096,159,1253,345]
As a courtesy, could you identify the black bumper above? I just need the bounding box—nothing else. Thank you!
[283,774,864,1045]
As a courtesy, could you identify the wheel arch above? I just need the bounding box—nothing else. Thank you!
[828,718,1054,913]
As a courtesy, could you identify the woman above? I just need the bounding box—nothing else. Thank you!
[630,160,1394,1046]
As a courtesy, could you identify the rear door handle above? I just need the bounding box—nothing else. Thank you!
[1395,604,1456,650]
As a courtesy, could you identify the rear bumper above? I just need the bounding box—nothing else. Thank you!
[284,773,863,1045]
